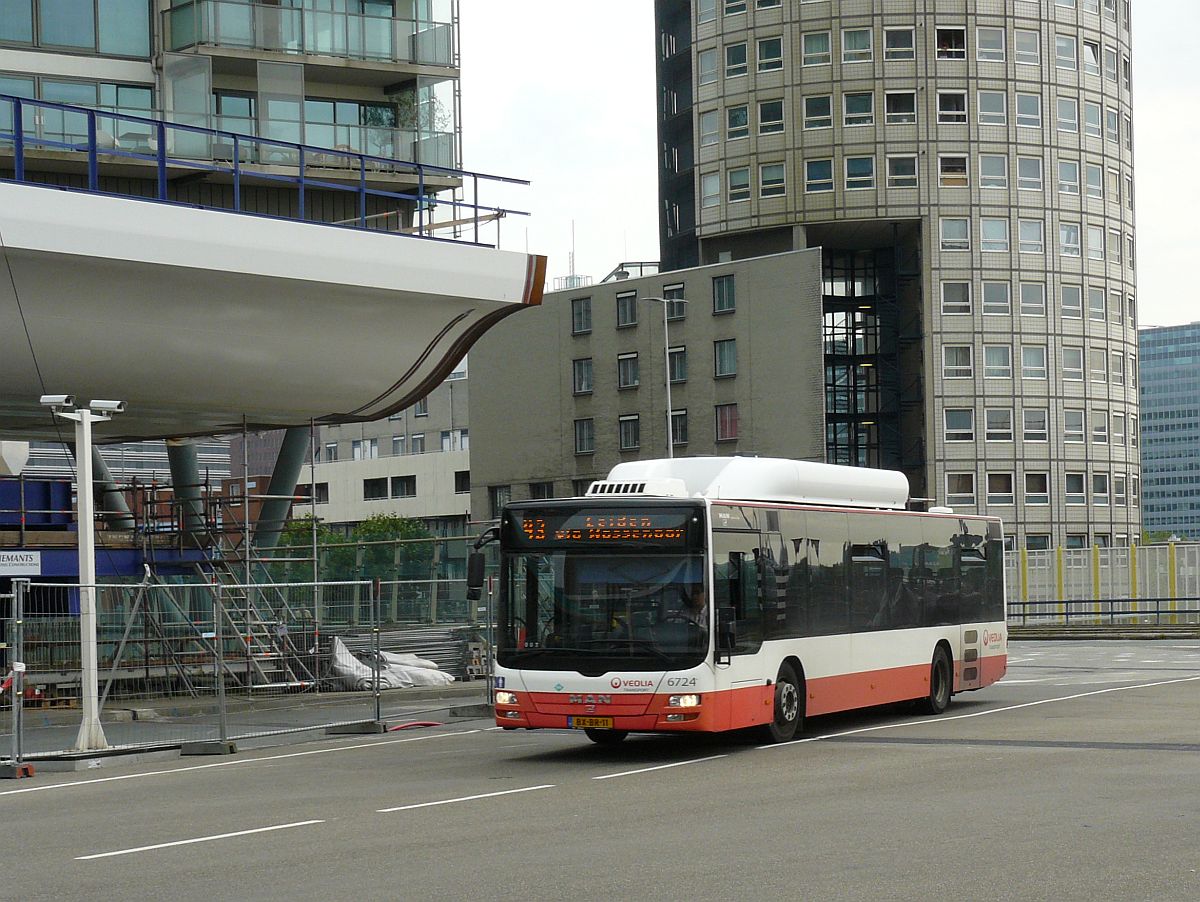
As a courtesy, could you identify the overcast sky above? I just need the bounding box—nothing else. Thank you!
[460,2,1196,327]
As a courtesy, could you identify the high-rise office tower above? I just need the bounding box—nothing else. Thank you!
[655,0,1139,548]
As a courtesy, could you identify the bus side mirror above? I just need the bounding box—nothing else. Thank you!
[716,607,736,665]
[466,552,486,601]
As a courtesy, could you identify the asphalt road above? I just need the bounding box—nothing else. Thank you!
[4,640,1199,902]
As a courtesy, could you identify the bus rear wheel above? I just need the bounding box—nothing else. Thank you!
[584,728,629,745]
[761,663,804,743]
[917,647,952,715]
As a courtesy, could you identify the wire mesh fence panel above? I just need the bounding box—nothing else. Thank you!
[1139,545,1170,602]
[210,580,380,740]
[1,593,15,764]
[15,582,222,755]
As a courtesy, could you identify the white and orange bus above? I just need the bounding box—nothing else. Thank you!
[479,457,1006,744]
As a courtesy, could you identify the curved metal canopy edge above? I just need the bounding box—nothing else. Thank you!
[0,182,545,443]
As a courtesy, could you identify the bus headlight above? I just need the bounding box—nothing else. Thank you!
[667,694,700,708]
[495,691,518,706]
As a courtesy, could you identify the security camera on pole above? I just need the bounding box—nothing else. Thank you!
[40,395,126,751]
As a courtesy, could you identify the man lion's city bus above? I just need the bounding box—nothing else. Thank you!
[476,457,1006,745]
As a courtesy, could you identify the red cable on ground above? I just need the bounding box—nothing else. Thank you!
[387,721,444,731]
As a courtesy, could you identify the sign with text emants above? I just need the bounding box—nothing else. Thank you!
[0,551,41,576]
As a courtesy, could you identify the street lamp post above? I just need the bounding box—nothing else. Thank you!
[643,297,687,458]
[40,395,126,752]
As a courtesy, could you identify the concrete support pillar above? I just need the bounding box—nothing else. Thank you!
[166,439,205,545]
[252,426,309,551]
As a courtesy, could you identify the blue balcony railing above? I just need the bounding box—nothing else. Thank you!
[165,1,456,67]
[0,93,526,245]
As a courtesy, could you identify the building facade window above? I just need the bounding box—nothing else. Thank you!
[982,282,1010,315]
[804,95,832,130]
[941,281,971,315]
[574,418,594,454]
[946,473,975,506]
[842,28,872,62]
[572,358,593,394]
[619,415,640,450]
[668,346,688,383]
[713,274,735,313]
[886,155,917,188]
[617,352,640,389]
[715,403,739,441]
[760,163,785,197]
[844,92,873,127]
[884,27,914,60]
[805,159,833,192]
[985,408,1014,440]
[759,99,784,134]
[845,156,874,190]
[757,36,782,71]
[571,297,592,334]
[726,104,749,140]
[616,291,638,327]
[802,31,831,66]
[944,408,975,442]
[728,166,751,202]
[712,338,736,377]
[725,42,748,77]
[391,475,417,498]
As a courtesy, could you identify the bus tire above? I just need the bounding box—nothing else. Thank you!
[918,647,952,715]
[762,662,804,743]
[584,728,629,745]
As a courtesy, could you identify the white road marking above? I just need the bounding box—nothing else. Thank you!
[997,679,1049,684]
[757,673,1200,750]
[592,755,728,781]
[378,784,555,812]
[0,730,481,798]
[76,820,325,861]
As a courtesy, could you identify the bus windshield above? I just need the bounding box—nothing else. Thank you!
[497,549,708,673]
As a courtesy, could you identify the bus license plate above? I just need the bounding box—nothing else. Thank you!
[568,716,613,729]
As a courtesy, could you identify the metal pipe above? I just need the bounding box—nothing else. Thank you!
[166,440,205,546]
[252,426,310,551]
[89,447,135,530]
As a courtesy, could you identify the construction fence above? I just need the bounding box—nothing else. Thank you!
[1004,543,1200,625]
[1,577,492,765]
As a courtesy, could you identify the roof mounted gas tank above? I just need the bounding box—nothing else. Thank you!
[590,457,909,510]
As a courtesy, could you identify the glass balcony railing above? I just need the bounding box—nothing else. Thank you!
[0,102,456,170]
[165,1,455,67]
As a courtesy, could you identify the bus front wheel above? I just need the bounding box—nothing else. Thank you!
[584,728,629,745]
[917,647,952,715]
[762,663,804,743]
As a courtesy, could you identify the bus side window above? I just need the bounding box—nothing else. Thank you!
[886,517,925,629]
[921,518,961,626]
[807,511,849,635]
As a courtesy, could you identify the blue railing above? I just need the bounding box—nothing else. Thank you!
[0,93,526,245]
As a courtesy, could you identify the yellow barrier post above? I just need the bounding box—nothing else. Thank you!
[1056,545,1065,620]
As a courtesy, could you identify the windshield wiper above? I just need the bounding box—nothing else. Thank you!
[574,638,678,667]
[506,646,594,663]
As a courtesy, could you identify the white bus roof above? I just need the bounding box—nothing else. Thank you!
[591,457,910,510]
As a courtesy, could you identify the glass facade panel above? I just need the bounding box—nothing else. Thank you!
[40,0,95,48]
[98,0,151,56]
[0,0,34,43]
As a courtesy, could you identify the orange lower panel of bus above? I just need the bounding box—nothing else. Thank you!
[495,654,1007,734]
